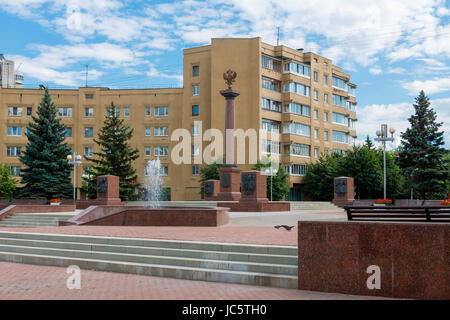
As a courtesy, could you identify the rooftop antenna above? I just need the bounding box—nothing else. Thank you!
[276,26,280,46]
[84,64,89,87]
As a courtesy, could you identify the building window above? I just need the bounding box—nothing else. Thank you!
[192,65,199,77]
[85,107,94,117]
[154,106,168,117]
[145,107,151,116]
[65,127,72,137]
[332,76,348,90]
[324,75,328,85]
[107,107,120,117]
[192,145,200,156]
[85,127,93,137]
[8,107,23,117]
[85,94,94,99]
[314,110,318,120]
[332,94,347,107]
[145,147,151,156]
[124,107,130,117]
[314,129,318,139]
[324,131,329,141]
[289,143,310,157]
[58,107,72,117]
[84,147,93,157]
[332,130,349,144]
[192,125,200,136]
[314,148,319,158]
[261,98,282,112]
[154,126,168,136]
[261,55,281,72]
[283,123,310,137]
[262,119,281,134]
[283,82,310,97]
[192,85,199,96]
[262,77,281,92]
[154,146,168,156]
[10,166,21,176]
[7,127,22,136]
[314,90,318,100]
[284,164,307,176]
[283,62,310,78]
[283,103,310,117]
[192,165,200,176]
[314,71,318,81]
[332,112,348,125]
[145,127,151,136]
[26,107,32,116]
[6,146,21,157]
[160,166,168,176]
[192,105,199,116]
[324,93,328,104]
[324,112,328,122]
[261,140,281,154]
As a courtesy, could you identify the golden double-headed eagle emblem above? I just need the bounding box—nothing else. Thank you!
[223,69,237,88]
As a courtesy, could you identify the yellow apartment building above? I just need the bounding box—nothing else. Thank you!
[0,37,357,201]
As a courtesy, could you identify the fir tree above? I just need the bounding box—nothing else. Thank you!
[82,103,140,201]
[18,88,73,199]
[398,91,448,199]
[365,135,374,149]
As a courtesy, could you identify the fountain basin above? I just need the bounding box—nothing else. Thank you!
[62,206,230,227]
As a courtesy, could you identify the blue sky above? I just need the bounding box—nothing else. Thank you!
[1,0,449,148]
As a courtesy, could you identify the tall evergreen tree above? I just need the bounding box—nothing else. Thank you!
[398,91,448,199]
[82,103,140,201]
[365,135,374,149]
[19,88,73,199]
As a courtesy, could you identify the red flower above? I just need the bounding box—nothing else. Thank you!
[374,199,392,204]
[440,199,450,206]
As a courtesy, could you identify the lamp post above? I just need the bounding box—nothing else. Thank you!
[67,152,82,201]
[265,166,278,202]
[374,124,395,199]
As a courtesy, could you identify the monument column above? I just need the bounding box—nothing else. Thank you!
[217,70,242,201]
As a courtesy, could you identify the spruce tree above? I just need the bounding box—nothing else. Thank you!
[19,88,73,199]
[365,135,374,149]
[398,91,448,199]
[82,103,140,201]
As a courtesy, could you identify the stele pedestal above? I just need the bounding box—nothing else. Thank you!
[332,176,355,208]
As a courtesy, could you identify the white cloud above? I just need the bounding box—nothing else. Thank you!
[402,77,450,95]
[356,97,450,149]
[369,67,383,75]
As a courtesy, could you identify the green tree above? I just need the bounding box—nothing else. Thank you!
[0,164,16,199]
[365,135,374,149]
[18,88,73,199]
[375,149,404,199]
[82,103,140,201]
[344,145,383,199]
[199,161,223,198]
[304,153,344,201]
[398,91,449,199]
[252,156,290,201]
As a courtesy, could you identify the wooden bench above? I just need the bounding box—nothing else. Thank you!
[344,205,450,222]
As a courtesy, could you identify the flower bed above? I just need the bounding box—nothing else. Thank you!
[374,199,393,205]
[49,198,62,205]
[440,199,450,206]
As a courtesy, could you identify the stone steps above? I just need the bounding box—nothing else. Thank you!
[290,201,340,211]
[0,231,298,289]
[0,214,73,228]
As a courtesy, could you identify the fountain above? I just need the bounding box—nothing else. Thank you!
[144,158,163,208]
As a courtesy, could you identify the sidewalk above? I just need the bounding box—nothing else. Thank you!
[0,262,385,300]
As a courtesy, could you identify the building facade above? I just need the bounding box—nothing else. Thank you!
[0,55,24,89]
[0,38,357,201]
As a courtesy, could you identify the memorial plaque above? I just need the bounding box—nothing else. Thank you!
[205,181,214,195]
[335,178,347,194]
[97,177,108,196]
[221,173,230,188]
[242,173,256,195]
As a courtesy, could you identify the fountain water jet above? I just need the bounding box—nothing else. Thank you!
[144,158,163,208]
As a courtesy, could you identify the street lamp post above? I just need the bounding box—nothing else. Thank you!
[374,124,395,199]
[265,166,278,202]
[67,152,82,201]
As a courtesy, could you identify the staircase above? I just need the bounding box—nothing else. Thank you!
[290,201,341,211]
[0,214,75,228]
[0,231,298,289]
